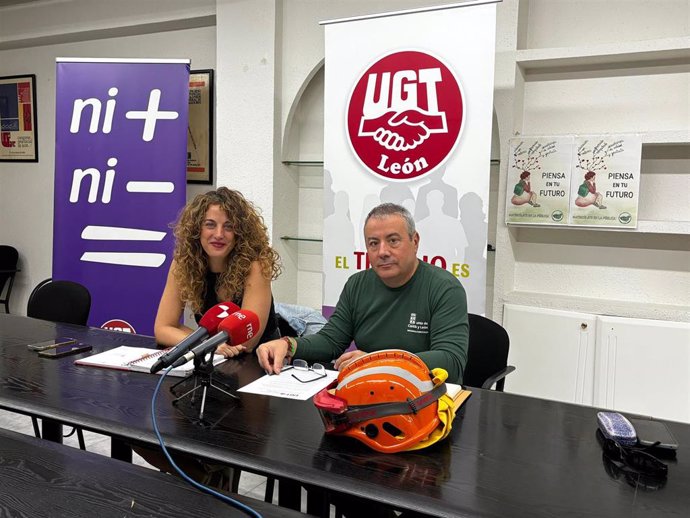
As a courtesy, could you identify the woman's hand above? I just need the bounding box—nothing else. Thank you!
[217,343,246,358]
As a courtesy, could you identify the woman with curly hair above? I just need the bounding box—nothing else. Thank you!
[155,187,281,357]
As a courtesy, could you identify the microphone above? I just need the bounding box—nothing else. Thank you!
[149,301,240,373]
[170,309,260,368]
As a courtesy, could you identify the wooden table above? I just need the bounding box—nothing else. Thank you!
[0,426,303,517]
[2,314,690,517]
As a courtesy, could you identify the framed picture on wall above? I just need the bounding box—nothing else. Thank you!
[186,69,214,184]
[0,74,38,162]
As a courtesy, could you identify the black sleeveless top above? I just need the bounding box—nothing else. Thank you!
[194,270,280,344]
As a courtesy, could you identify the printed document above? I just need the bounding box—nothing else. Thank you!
[239,368,338,400]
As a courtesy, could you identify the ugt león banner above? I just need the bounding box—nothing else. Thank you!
[322,1,498,315]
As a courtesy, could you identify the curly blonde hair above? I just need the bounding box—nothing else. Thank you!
[171,187,281,313]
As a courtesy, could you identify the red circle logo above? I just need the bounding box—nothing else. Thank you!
[347,50,464,181]
[101,319,136,334]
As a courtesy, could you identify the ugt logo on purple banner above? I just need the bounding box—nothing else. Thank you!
[54,58,189,335]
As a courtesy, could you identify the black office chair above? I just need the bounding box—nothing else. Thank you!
[0,245,19,313]
[463,313,515,391]
[27,278,92,449]
[27,278,92,326]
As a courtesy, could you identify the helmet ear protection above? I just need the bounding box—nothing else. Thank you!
[313,350,457,453]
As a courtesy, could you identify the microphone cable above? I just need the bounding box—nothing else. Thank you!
[151,368,263,518]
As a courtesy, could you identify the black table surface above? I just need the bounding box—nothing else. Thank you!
[0,426,302,518]
[1,313,689,517]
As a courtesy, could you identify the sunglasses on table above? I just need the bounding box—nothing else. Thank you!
[601,452,668,491]
[282,359,327,383]
[600,434,668,478]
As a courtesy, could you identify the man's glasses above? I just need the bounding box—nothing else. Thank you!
[282,359,327,383]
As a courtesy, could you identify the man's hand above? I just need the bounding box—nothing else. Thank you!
[256,338,289,374]
[334,350,367,371]
[217,343,246,358]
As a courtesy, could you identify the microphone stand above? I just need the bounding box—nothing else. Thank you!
[170,346,238,421]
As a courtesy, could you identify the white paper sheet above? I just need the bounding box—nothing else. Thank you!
[238,368,338,400]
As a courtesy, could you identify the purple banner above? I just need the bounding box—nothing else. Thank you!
[54,59,189,335]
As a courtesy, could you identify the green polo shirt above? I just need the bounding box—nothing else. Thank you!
[295,260,469,384]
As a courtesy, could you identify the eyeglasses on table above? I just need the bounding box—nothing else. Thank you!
[601,451,668,491]
[601,435,668,477]
[282,359,327,383]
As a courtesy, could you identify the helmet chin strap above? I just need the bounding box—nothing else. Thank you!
[341,381,447,426]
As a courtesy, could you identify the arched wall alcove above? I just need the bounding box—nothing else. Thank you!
[273,60,326,308]
[282,59,324,162]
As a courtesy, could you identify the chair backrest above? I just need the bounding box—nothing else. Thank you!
[463,313,511,391]
[0,245,18,270]
[27,278,91,326]
[0,245,19,288]
[0,246,19,311]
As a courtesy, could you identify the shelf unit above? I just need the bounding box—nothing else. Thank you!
[281,160,324,166]
[279,159,325,246]
[640,131,690,146]
[280,236,322,242]
[492,1,689,325]
[507,219,690,235]
[516,36,690,71]
[505,132,689,236]
[274,115,326,308]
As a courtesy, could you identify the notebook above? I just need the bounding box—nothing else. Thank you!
[74,345,226,378]
[446,383,472,411]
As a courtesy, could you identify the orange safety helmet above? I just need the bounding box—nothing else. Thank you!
[313,349,456,453]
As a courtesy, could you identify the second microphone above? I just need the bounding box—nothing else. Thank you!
[170,309,260,368]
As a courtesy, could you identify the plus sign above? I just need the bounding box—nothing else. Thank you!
[125,89,179,142]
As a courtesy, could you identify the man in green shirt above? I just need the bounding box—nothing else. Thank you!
[257,203,469,384]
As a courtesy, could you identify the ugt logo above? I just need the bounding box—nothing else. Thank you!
[101,319,136,333]
[347,50,464,181]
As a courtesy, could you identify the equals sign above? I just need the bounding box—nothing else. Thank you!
[80,225,166,268]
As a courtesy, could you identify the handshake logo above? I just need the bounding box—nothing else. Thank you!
[362,108,444,152]
[347,50,464,181]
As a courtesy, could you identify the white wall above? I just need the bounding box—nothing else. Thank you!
[0,0,216,314]
[215,0,277,232]
[0,0,215,47]
[520,0,688,48]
